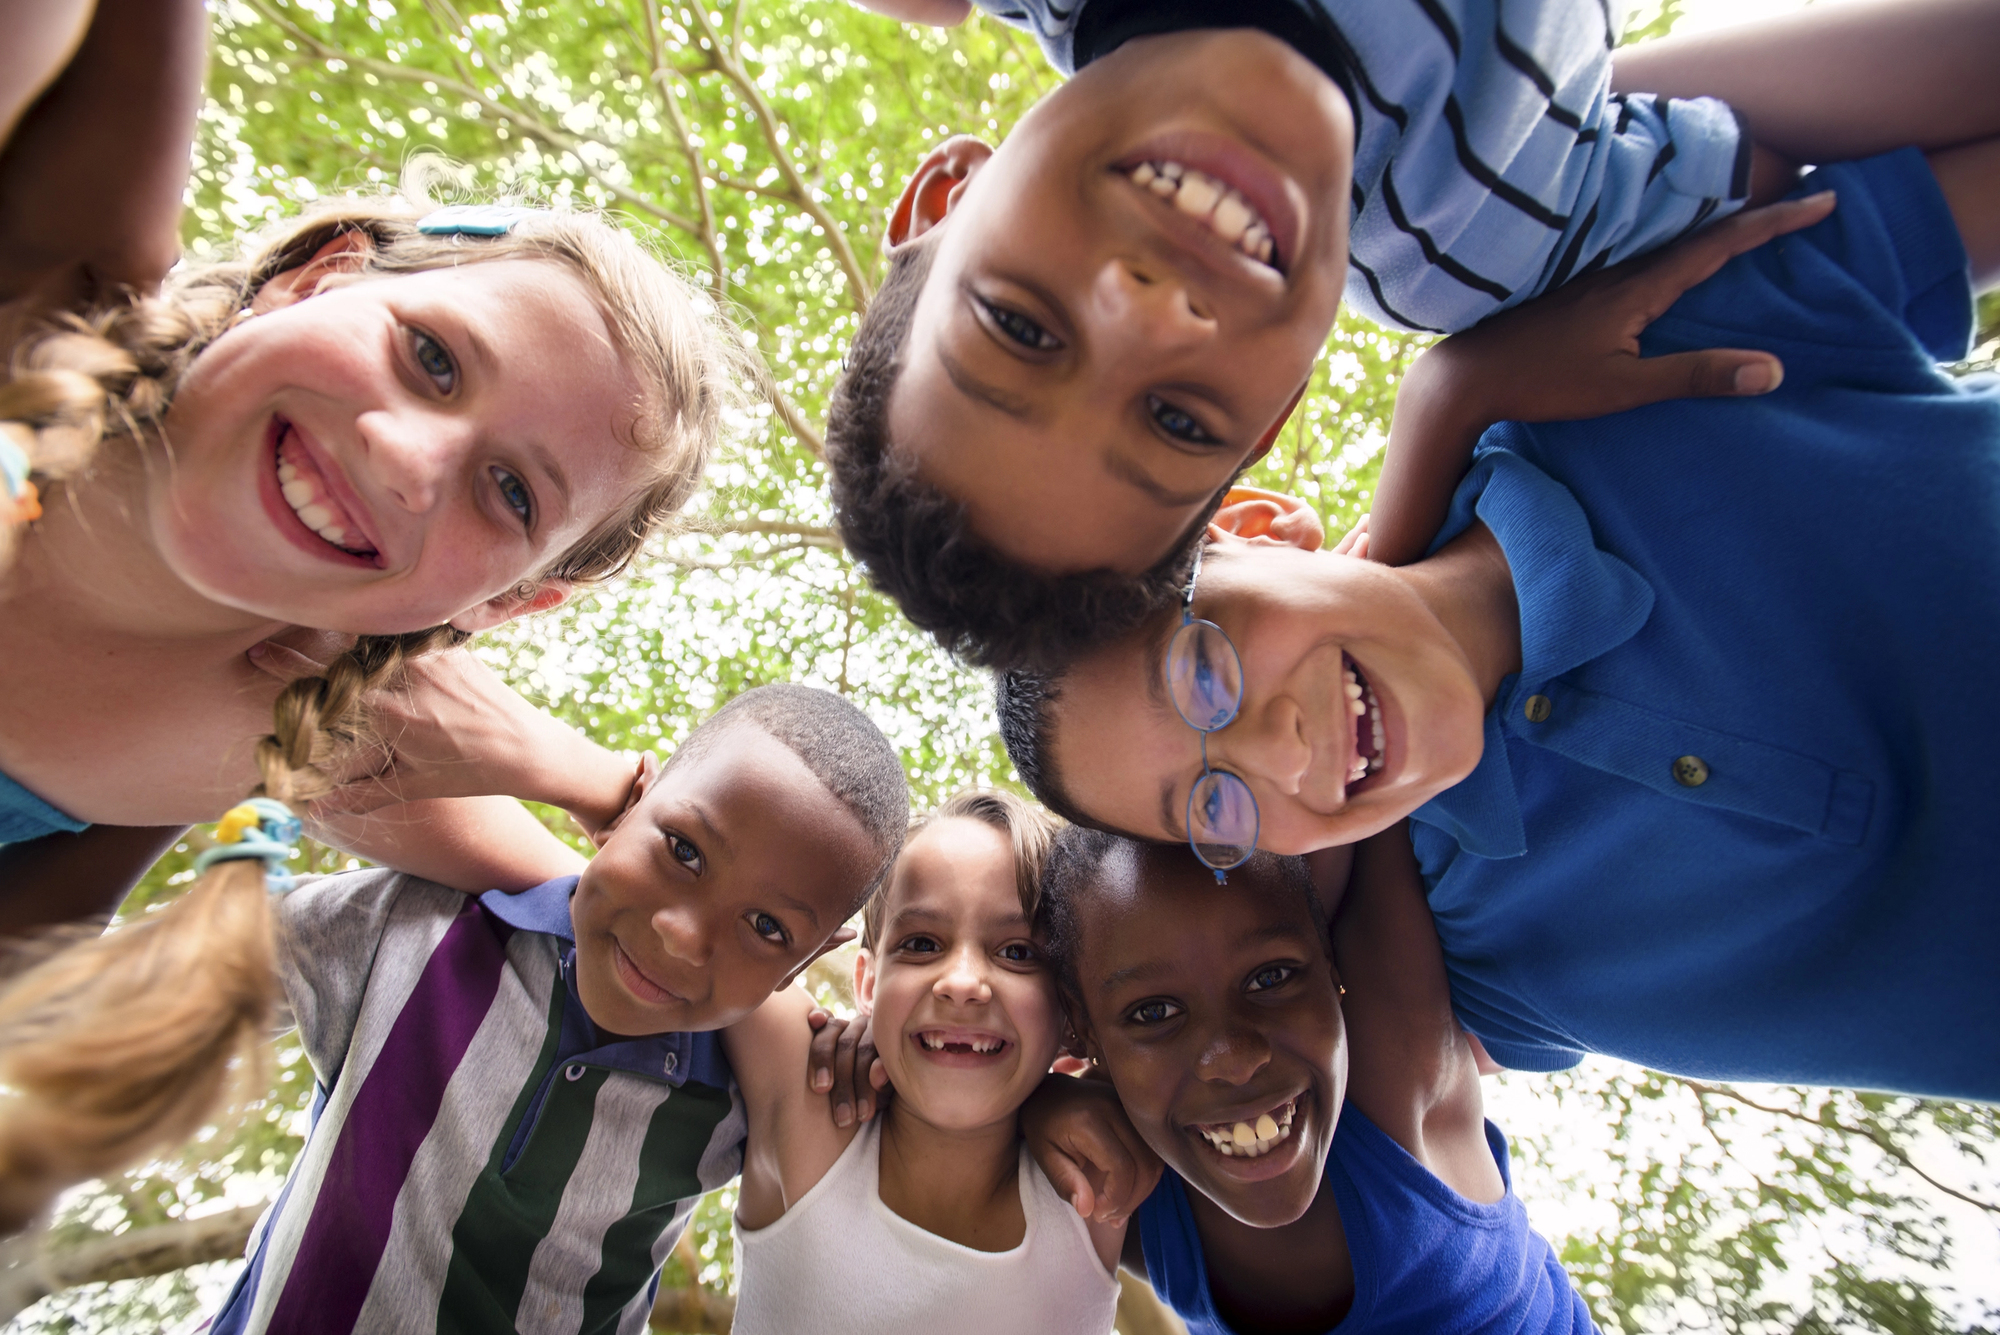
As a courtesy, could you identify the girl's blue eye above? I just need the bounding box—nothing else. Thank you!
[1247,964,1297,994]
[999,942,1036,964]
[669,836,702,872]
[980,299,1060,352]
[749,912,786,944]
[412,329,457,391]
[492,467,533,527]
[900,935,941,955]
[1148,395,1221,447]
[1128,998,1182,1026]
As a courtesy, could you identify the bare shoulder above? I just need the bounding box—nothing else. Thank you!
[723,988,862,1230]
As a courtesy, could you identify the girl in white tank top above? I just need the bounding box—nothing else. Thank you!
[722,792,1125,1335]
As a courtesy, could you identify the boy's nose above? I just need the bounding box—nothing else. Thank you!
[1195,1022,1272,1087]
[356,406,452,514]
[650,904,711,967]
[1092,259,1216,357]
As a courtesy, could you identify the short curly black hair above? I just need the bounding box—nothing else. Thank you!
[825,237,1223,671]
[1037,827,1324,1013]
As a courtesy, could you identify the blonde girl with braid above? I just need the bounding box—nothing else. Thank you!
[0,191,753,1230]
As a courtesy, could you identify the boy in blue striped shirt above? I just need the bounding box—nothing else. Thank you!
[209,685,909,1335]
[824,0,1991,671]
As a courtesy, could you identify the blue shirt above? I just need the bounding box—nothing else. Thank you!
[1409,150,2000,1101]
[1139,1103,1595,1333]
[967,0,1748,333]
[0,768,87,845]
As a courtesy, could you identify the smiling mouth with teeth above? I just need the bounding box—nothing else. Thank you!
[1126,160,1279,269]
[1194,1095,1299,1159]
[915,1031,1008,1056]
[1343,654,1385,787]
[276,425,376,559]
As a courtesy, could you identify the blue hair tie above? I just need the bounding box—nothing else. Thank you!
[194,798,303,892]
[416,204,546,237]
[0,436,30,499]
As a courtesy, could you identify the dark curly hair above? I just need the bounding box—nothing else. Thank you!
[1037,827,1324,1012]
[824,237,1221,671]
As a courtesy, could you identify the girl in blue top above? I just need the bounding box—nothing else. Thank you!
[1027,825,1594,1333]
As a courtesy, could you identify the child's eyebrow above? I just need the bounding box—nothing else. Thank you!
[938,345,1038,422]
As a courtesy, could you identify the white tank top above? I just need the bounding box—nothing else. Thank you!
[731,1116,1122,1335]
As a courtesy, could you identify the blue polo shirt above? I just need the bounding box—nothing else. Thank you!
[1408,149,2000,1102]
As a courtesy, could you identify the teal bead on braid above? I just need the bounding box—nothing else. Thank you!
[194,798,303,891]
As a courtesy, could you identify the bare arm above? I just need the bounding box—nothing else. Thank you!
[1613,0,2000,166]
[313,795,585,892]
[0,822,185,939]
[1367,193,1837,566]
[722,986,860,1231]
[1310,830,1501,1205]
[0,0,94,146]
[0,0,206,305]
[846,0,972,24]
[1929,135,2000,292]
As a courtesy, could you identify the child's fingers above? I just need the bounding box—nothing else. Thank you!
[1046,1154,1097,1220]
[1636,191,1836,313]
[806,1013,849,1101]
[1628,347,1786,405]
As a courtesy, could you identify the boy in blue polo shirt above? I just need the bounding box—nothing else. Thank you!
[996,132,2000,1102]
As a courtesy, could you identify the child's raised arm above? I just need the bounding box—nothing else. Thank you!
[0,0,206,308]
[722,985,861,1231]
[844,0,971,26]
[1312,828,1500,1206]
[1364,191,1836,567]
[1613,0,2000,177]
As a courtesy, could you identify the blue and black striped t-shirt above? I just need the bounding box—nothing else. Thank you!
[970,0,1751,333]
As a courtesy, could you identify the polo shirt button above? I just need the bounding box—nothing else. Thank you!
[564,1063,586,1082]
[1523,694,1552,723]
[1673,755,1710,787]
[663,1052,679,1076]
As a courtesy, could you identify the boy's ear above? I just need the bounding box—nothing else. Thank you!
[448,579,574,635]
[1210,486,1325,552]
[251,229,376,314]
[886,135,993,249]
[777,925,857,992]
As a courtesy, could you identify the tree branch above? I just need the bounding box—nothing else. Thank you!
[243,0,699,235]
[684,7,874,310]
[1684,1081,2000,1216]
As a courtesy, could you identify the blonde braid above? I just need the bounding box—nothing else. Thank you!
[256,628,471,806]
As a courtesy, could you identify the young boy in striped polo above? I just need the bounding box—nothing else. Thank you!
[209,684,910,1335]
[824,0,1984,672]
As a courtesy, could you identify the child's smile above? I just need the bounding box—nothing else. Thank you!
[913,1025,1013,1064]
[264,417,382,565]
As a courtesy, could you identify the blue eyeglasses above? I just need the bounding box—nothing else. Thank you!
[1166,545,1257,881]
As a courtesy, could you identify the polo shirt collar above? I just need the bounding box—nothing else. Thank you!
[478,875,704,1089]
[1411,449,1655,858]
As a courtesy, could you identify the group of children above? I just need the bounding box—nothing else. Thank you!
[0,0,1994,1330]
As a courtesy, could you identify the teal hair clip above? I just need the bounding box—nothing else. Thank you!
[194,798,304,892]
[0,436,30,499]
[416,204,546,237]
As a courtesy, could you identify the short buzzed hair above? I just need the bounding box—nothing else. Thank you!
[670,684,910,903]
[1037,828,1322,1010]
[825,238,1220,671]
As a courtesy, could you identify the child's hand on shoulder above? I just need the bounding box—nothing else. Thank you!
[1022,1072,1162,1226]
[1413,190,1838,430]
[807,1006,890,1128]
